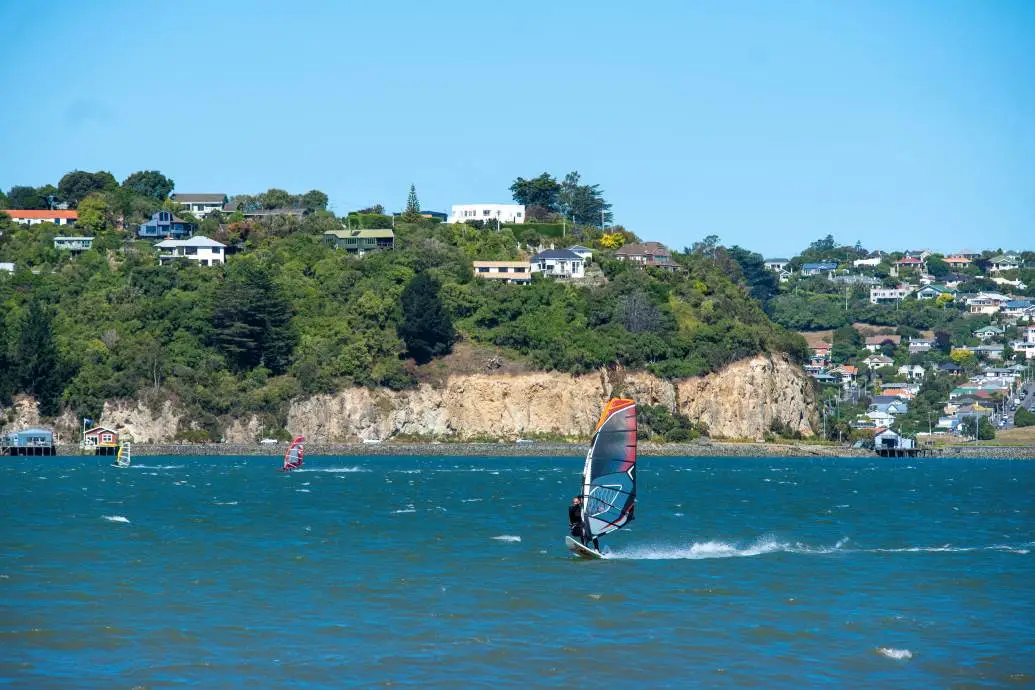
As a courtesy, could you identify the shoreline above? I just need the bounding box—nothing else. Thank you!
[44,441,1035,459]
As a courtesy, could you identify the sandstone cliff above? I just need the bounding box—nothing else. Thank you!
[1,354,816,443]
[280,354,815,443]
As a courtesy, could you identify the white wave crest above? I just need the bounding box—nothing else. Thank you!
[877,647,913,660]
[295,467,368,473]
[132,465,184,469]
[214,501,238,505]
[608,536,851,560]
[392,509,416,514]
[493,535,521,542]
[102,515,130,524]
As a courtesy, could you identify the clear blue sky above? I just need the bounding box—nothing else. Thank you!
[0,0,1031,257]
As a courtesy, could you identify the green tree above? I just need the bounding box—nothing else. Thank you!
[557,171,612,226]
[0,310,12,404]
[960,416,996,440]
[121,170,175,200]
[398,272,454,364]
[831,325,862,363]
[726,246,779,304]
[510,173,561,211]
[261,188,292,209]
[0,189,9,209]
[77,194,111,233]
[16,301,65,415]
[401,184,422,223]
[7,185,46,209]
[58,170,117,207]
[926,255,949,278]
[301,189,329,212]
[1014,407,1035,428]
[211,259,298,374]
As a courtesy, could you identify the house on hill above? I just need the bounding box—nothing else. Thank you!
[530,248,584,279]
[865,334,902,352]
[615,242,679,271]
[323,229,395,255]
[3,209,78,226]
[53,236,94,253]
[973,325,1004,340]
[915,284,957,301]
[567,245,593,261]
[170,193,227,218]
[139,210,195,239]
[155,236,226,266]
[764,258,789,272]
[800,262,838,277]
[447,203,525,225]
[987,253,1021,273]
[471,261,532,285]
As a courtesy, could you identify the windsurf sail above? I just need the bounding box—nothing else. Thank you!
[113,442,131,468]
[281,436,305,471]
[580,398,637,541]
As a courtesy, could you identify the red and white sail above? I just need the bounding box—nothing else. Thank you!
[281,436,305,471]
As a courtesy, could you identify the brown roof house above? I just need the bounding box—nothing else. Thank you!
[614,242,679,271]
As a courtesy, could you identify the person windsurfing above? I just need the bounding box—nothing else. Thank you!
[568,496,600,551]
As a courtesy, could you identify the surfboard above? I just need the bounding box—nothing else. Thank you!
[565,536,604,559]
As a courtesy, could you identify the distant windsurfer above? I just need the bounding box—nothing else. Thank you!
[569,496,600,551]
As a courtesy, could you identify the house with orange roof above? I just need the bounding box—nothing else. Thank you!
[3,209,78,226]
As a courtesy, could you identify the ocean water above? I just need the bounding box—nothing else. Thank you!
[2,455,1033,688]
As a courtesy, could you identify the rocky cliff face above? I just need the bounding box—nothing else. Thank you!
[281,354,815,443]
[2,355,816,444]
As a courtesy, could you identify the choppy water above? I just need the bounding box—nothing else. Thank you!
[2,455,1033,687]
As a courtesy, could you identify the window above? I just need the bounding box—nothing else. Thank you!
[483,210,491,216]
[516,212,522,218]
[200,259,208,266]
[498,267,508,273]
[478,267,489,273]
[514,267,526,273]
[102,433,113,443]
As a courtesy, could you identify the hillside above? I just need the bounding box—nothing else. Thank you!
[0,214,809,440]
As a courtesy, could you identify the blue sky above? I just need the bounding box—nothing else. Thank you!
[0,0,1031,257]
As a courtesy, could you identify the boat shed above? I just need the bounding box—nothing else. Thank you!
[2,427,56,456]
[84,426,120,456]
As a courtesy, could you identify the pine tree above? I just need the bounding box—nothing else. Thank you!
[0,310,13,404]
[17,301,64,415]
[212,260,297,374]
[401,184,422,223]
[398,273,454,364]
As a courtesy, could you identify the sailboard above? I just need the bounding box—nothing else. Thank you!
[279,435,305,472]
[566,398,637,558]
[112,442,131,469]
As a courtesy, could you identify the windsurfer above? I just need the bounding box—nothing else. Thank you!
[568,496,600,551]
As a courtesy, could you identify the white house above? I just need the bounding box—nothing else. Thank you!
[898,364,926,382]
[4,209,78,226]
[853,256,883,268]
[472,261,532,285]
[567,245,593,261]
[530,249,584,279]
[448,203,525,225]
[764,258,789,272]
[0,262,14,273]
[53,236,94,253]
[870,286,913,304]
[155,236,226,266]
[967,292,1010,315]
[987,253,1020,273]
[170,193,227,218]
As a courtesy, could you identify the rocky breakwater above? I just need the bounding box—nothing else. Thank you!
[283,354,817,443]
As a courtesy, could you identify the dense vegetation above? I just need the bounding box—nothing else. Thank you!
[0,170,808,439]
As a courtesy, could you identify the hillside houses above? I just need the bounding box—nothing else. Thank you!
[615,242,679,271]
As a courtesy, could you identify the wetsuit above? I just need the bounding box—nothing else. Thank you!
[568,504,583,540]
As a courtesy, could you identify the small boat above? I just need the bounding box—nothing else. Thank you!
[566,398,637,558]
[112,442,131,469]
[279,436,305,472]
